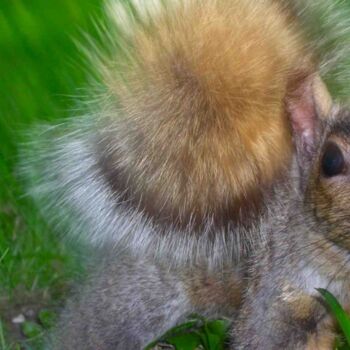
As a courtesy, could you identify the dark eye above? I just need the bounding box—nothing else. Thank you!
[321,142,345,177]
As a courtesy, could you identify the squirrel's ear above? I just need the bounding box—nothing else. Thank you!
[286,74,331,166]
[312,75,332,119]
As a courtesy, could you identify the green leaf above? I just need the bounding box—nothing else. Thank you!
[204,320,230,350]
[144,317,230,350]
[198,330,216,350]
[21,321,43,339]
[198,319,230,350]
[144,319,200,349]
[167,333,202,350]
[317,289,350,346]
[206,320,230,335]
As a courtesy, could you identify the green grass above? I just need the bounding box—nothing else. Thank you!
[0,1,104,347]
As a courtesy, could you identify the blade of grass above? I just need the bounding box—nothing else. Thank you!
[0,247,9,264]
[0,319,7,350]
[317,288,350,346]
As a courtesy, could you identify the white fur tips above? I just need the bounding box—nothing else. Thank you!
[106,0,165,36]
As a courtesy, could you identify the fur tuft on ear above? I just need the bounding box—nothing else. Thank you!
[312,75,332,119]
[286,74,331,177]
[287,76,318,156]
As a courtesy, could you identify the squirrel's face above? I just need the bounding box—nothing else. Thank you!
[306,109,350,251]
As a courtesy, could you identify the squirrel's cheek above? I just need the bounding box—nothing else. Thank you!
[304,170,350,250]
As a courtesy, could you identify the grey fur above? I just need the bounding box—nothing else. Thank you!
[47,252,242,349]
[48,253,192,349]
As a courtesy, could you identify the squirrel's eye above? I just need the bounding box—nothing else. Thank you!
[321,142,345,177]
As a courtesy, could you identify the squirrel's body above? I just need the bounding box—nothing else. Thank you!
[22,0,350,349]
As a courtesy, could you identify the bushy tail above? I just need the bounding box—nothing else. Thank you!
[20,0,350,267]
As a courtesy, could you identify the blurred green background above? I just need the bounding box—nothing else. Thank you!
[2,0,350,349]
[0,1,104,348]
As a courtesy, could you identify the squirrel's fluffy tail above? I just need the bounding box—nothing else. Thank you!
[21,0,348,266]
[94,0,313,229]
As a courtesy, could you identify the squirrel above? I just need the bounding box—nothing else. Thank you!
[21,0,350,349]
[48,78,350,350]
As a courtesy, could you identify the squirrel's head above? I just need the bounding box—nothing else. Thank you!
[287,75,350,251]
[307,111,350,251]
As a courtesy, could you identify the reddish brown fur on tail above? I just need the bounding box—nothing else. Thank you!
[102,0,316,230]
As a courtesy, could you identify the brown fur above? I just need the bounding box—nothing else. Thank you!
[305,305,350,349]
[305,331,336,350]
[183,267,242,313]
[101,0,316,230]
[282,286,318,321]
[308,133,350,252]
[313,76,333,118]
[282,288,336,350]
